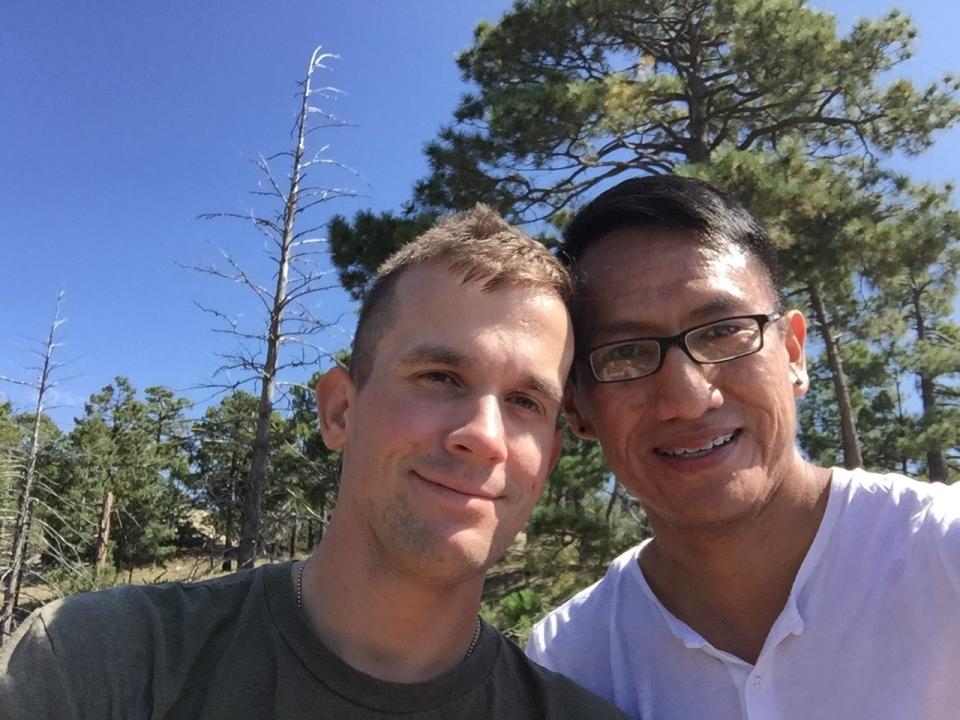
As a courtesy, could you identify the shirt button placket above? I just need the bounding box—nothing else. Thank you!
[744,671,772,720]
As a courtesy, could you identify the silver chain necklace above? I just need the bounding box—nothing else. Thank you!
[296,560,482,659]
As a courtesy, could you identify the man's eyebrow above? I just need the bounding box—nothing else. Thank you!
[686,296,751,322]
[589,296,751,339]
[518,373,564,405]
[398,344,563,404]
[398,344,477,369]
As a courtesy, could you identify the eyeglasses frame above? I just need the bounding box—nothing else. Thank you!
[586,311,784,384]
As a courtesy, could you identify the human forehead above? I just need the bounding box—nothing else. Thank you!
[391,262,569,325]
[573,227,776,337]
[376,264,572,374]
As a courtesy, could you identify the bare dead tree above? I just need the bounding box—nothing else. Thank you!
[186,47,356,570]
[0,292,66,641]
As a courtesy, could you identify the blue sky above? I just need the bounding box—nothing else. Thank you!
[2,0,958,428]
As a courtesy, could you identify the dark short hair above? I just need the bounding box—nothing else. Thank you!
[349,204,572,386]
[563,175,782,298]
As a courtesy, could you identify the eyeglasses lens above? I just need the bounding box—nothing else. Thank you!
[591,341,659,382]
[686,318,762,362]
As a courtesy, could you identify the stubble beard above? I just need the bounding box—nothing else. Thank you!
[369,493,493,587]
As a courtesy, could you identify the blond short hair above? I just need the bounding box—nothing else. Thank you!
[350,204,571,385]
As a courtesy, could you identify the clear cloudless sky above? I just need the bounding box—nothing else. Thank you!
[2,0,958,428]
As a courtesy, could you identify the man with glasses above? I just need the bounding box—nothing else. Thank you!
[526,175,960,719]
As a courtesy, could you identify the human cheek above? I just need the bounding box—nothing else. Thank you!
[588,389,650,465]
[506,434,551,497]
[734,363,792,455]
[393,392,452,434]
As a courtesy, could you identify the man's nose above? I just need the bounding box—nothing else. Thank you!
[445,395,509,463]
[651,346,723,422]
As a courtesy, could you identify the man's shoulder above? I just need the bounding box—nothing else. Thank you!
[838,467,960,526]
[833,467,960,592]
[531,543,643,638]
[39,563,271,636]
[524,542,645,688]
[492,630,628,719]
[0,563,285,720]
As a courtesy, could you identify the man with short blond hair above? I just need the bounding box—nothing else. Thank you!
[1,205,627,720]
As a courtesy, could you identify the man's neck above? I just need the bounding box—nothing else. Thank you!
[296,520,485,684]
[640,462,833,663]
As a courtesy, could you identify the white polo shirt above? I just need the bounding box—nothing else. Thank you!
[526,468,960,719]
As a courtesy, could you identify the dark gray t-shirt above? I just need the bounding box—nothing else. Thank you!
[0,562,627,719]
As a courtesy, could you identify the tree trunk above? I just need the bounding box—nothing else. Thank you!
[238,382,274,569]
[306,520,315,550]
[1,411,42,640]
[1,295,62,642]
[94,491,114,573]
[222,504,234,572]
[288,522,298,559]
[11,498,36,612]
[808,284,863,469]
[910,287,948,482]
[919,376,947,481]
[605,482,621,524]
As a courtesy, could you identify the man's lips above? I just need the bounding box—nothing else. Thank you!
[412,471,500,500]
[654,429,741,459]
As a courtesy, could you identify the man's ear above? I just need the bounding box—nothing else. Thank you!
[784,309,809,398]
[315,366,355,451]
[563,383,597,440]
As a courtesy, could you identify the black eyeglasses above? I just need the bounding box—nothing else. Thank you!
[587,312,783,383]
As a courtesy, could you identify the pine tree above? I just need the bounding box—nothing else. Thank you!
[416,0,959,220]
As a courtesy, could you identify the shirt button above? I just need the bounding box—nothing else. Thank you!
[751,677,765,692]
